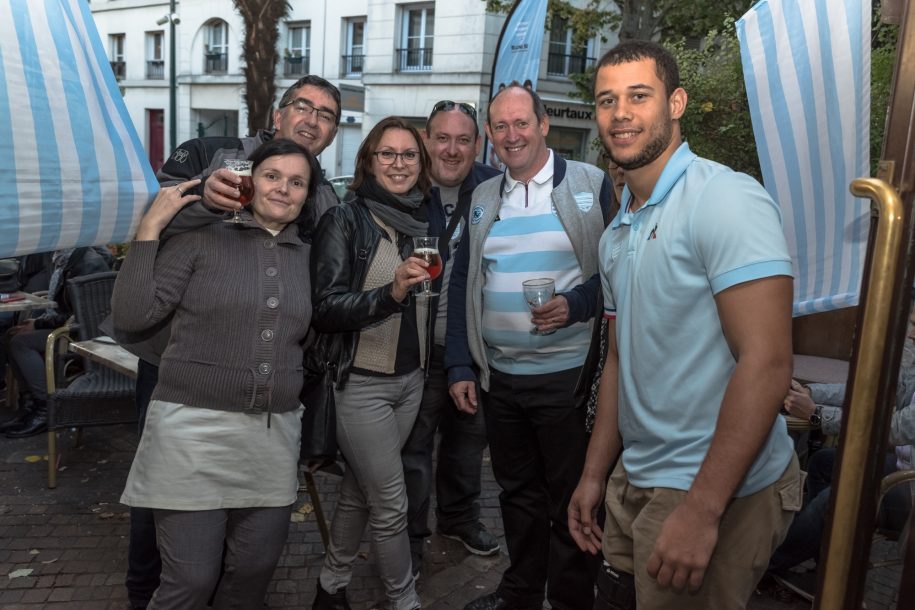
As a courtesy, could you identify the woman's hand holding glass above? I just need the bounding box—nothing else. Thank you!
[136,179,202,241]
[391,256,431,302]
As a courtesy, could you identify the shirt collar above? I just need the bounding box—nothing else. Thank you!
[504,150,554,194]
[610,142,696,229]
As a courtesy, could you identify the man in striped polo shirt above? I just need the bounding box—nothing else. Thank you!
[445,83,613,610]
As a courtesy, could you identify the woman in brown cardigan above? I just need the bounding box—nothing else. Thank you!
[113,138,320,610]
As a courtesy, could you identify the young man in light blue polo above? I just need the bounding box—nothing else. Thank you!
[567,41,804,610]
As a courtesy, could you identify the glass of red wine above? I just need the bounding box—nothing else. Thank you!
[223,159,254,223]
[412,236,442,298]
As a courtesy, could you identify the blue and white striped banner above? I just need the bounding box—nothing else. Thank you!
[0,0,157,259]
[492,0,549,91]
[737,0,871,315]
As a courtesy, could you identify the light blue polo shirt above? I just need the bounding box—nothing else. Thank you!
[599,142,795,496]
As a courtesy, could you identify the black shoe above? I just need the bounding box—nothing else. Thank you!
[438,522,500,556]
[312,583,352,610]
[0,410,32,433]
[4,400,47,438]
[463,592,540,610]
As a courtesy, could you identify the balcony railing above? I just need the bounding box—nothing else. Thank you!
[204,52,228,74]
[284,55,310,77]
[341,54,365,76]
[395,47,432,72]
[146,60,165,80]
[546,52,595,77]
[110,60,126,80]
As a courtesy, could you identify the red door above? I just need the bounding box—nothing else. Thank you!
[148,109,164,173]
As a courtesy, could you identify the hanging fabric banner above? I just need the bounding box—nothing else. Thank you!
[737,0,871,315]
[485,0,549,166]
[0,0,157,259]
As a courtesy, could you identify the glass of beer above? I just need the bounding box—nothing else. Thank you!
[223,159,254,223]
[522,278,556,335]
[412,236,442,298]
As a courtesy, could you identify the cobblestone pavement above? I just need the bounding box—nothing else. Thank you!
[0,413,903,609]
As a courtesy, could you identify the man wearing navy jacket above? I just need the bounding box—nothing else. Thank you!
[401,101,501,578]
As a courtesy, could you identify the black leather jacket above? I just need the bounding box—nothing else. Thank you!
[309,196,444,389]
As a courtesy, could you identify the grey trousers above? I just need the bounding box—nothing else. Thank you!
[150,505,292,610]
[320,369,423,610]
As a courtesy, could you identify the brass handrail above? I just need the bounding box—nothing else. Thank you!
[816,178,904,609]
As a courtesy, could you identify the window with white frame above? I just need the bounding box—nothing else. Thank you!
[343,17,366,76]
[146,31,164,79]
[398,5,433,71]
[109,34,125,79]
[547,16,594,77]
[204,20,229,73]
[285,22,310,76]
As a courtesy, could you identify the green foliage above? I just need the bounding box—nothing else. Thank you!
[870,11,898,175]
[547,0,616,46]
[668,20,761,181]
[654,0,755,42]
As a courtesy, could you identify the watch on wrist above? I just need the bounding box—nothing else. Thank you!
[808,406,822,426]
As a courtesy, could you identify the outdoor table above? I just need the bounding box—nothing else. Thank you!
[69,336,138,379]
[0,291,56,313]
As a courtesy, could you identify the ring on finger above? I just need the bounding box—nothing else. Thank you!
[176,187,184,196]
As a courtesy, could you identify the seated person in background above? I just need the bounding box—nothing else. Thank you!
[1,247,112,438]
[769,305,915,600]
[0,252,52,396]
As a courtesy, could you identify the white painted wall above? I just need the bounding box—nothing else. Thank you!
[91,0,615,176]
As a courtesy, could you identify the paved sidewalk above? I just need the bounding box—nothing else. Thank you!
[0,415,902,609]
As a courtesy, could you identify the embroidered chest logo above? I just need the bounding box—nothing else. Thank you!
[647,223,659,241]
[171,149,189,163]
[471,205,485,225]
[574,192,594,213]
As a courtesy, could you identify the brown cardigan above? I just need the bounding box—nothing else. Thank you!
[112,217,311,414]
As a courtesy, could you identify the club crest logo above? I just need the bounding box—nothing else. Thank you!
[471,206,485,225]
[574,192,593,213]
[171,149,189,163]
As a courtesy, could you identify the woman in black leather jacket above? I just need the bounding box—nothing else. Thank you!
[310,117,437,610]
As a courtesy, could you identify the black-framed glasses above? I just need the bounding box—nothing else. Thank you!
[280,97,337,126]
[429,100,478,122]
[372,150,420,166]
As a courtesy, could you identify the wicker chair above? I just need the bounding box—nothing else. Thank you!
[45,271,136,488]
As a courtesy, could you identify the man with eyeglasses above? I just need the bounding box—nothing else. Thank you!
[158,74,341,224]
[118,75,341,610]
[400,100,501,578]
[445,83,614,610]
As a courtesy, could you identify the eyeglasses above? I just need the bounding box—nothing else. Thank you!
[372,150,420,166]
[280,98,337,126]
[429,100,478,122]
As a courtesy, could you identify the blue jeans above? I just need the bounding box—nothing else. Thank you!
[320,369,423,610]
[401,346,487,554]
[769,448,911,571]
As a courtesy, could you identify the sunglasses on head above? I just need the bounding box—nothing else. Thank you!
[429,100,478,122]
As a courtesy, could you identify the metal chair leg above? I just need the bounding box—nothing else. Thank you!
[47,430,57,489]
[304,470,330,548]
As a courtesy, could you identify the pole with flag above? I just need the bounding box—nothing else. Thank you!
[484,0,549,165]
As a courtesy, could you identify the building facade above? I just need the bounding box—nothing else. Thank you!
[89,0,615,178]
